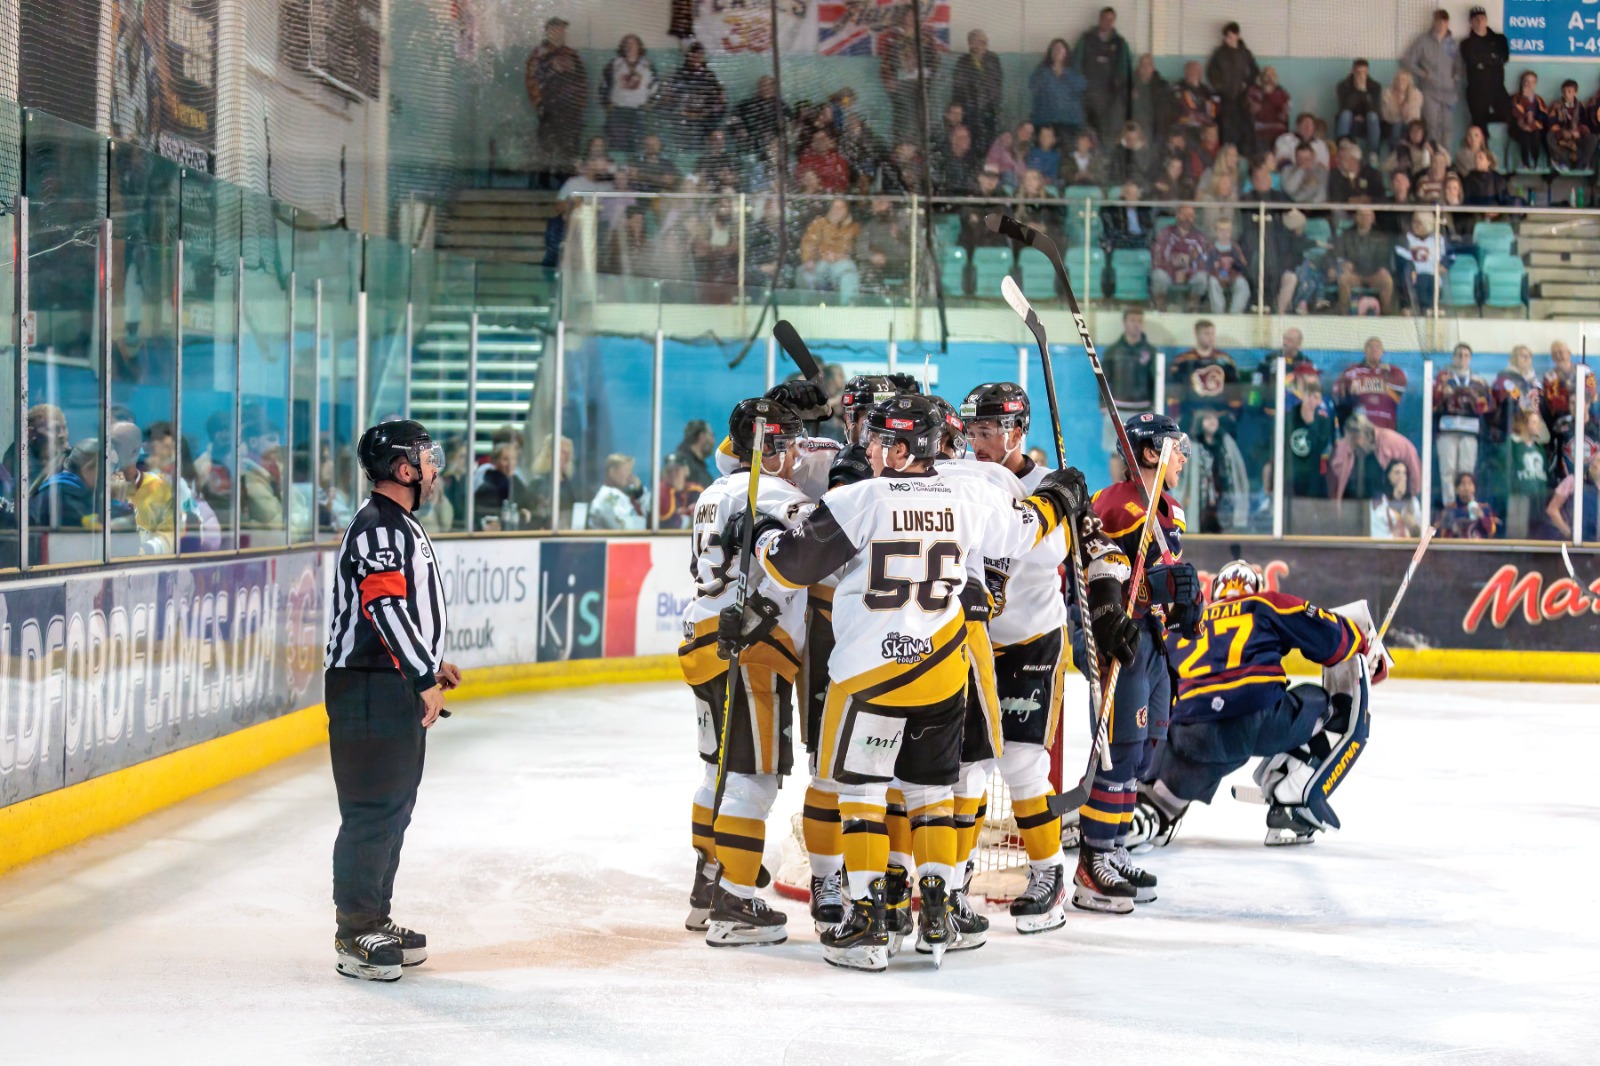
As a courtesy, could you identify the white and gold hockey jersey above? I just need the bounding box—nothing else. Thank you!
[755,468,1061,708]
[678,470,815,688]
[715,434,842,503]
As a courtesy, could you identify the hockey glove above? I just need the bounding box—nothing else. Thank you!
[1086,579,1139,667]
[716,593,782,660]
[885,372,921,395]
[764,380,831,422]
[828,443,873,489]
[1031,466,1090,526]
[1146,561,1200,609]
[720,507,785,560]
[960,580,994,624]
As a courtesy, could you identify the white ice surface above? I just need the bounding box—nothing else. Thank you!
[1,677,1597,1065]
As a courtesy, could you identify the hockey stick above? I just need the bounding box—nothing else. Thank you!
[1375,525,1435,644]
[1560,542,1582,584]
[772,319,823,383]
[714,418,768,811]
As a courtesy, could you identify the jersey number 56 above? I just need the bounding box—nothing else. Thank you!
[865,540,962,613]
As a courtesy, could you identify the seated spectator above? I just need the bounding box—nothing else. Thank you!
[1183,123,1222,181]
[1336,59,1384,156]
[1332,207,1397,314]
[474,441,524,530]
[632,133,680,193]
[32,437,99,529]
[1197,163,1240,234]
[1181,408,1250,532]
[1502,408,1551,538]
[961,165,1012,247]
[1333,336,1408,431]
[1463,148,1510,205]
[588,453,647,531]
[1329,410,1421,502]
[108,419,173,551]
[1438,471,1498,539]
[529,433,576,530]
[688,198,739,293]
[1285,376,1335,499]
[1167,318,1242,429]
[1276,208,1327,314]
[797,127,850,193]
[858,197,910,289]
[1508,71,1547,169]
[238,416,284,529]
[985,121,1034,188]
[1197,142,1242,199]
[880,142,926,195]
[1546,78,1597,172]
[730,74,788,155]
[1434,342,1494,494]
[5,402,71,494]
[1329,141,1384,203]
[1388,169,1416,214]
[1151,154,1194,202]
[601,204,651,282]
[1026,124,1062,179]
[694,130,738,191]
[799,198,861,303]
[838,112,885,191]
[932,124,980,196]
[1109,121,1157,188]
[1061,130,1107,186]
[1370,458,1425,537]
[1274,112,1330,169]
[1387,119,1442,177]
[672,419,718,490]
[937,101,965,143]
[1170,60,1219,135]
[1130,53,1170,144]
[1545,444,1600,541]
[1205,218,1250,314]
[1030,39,1087,142]
[657,455,698,529]
[425,435,469,533]
[1101,181,1153,249]
[1456,125,1494,174]
[1151,204,1212,311]
[660,42,726,149]
[1398,210,1447,310]
[1248,66,1290,148]
[1013,168,1065,245]
[1414,149,1453,201]
[1381,68,1425,145]
[1282,143,1329,204]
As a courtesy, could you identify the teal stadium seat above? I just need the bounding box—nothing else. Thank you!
[1480,252,1527,312]
[1075,246,1107,299]
[1017,252,1059,301]
[1473,221,1515,263]
[971,246,1016,298]
[939,245,968,297]
[1443,255,1480,310]
[1111,248,1152,302]
[933,212,962,246]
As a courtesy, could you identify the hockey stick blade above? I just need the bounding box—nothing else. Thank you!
[1560,542,1581,583]
[1048,781,1089,818]
[1231,784,1269,805]
[772,320,822,382]
[999,274,1036,325]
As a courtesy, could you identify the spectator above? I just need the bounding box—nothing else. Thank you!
[1151,153,1194,202]
[1434,343,1494,494]
[1282,143,1329,205]
[881,4,940,145]
[1206,22,1259,153]
[632,133,681,193]
[1382,68,1426,144]
[937,101,965,143]
[1414,149,1453,201]
[1179,407,1250,532]
[1336,59,1384,156]
[8,402,71,493]
[1330,410,1422,501]
[1109,121,1157,188]
[1205,218,1250,314]
[1101,308,1158,477]
[1284,376,1335,501]
[696,129,739,190]
[1370,458,1425,537]
[194,409,235,519]
[1334,337,1408,431]
[526,17,588,180]
[1274,112,1330,169]
[1508,71,1547,169]
[1101,180,1153,249]
[31,437,99,529]
[1030,38,1087,143]
[601,205,651,291]
[1171,61,1219,136]
[238,417,284,529]
[1438,471,1498,539]
[432,435,469,532]
[109,420,173,552]
[1503,408,1551,538]
[474,441,524,530]
[672,420,718,490]
[1026,124,1063,178]
[529,433,576,530]
[1546,79,1597,172]
[1013,168,1065,246]
[1331,207,1397,314]
[1061,130,1107,187]
[588,454,647,531]
[950,28,1004,154]
[799,198,861,304]
[1255,201,1318,314]
[688,198,739,295]
[932,124,980,196]
[1462,148,1509,206]
[838,112,884,190]
[1456,124,1496,174]
[1129,53,1170,144]
[658,455,697,529]
[1197,142,1242,200]
[1026,447,1050,467]
[1248,66,1291,150]
[1281,210,1330,312]
[1151,204,1212,311]
[1398,210,1447,310]
[1167,318,1241,429]
[797,127,850,193]
[1493,345,1544,438]
[985,122,1034,188]
[1402,9,1466,146]
[1328,141,1385,204]
[1076,7,1133,147]
[730,75,789,155]
[856,197,909,290]
[601,34,658,154]
[880,142,925,195]
[293,446,357,539]
[1461,6,1511,133]
[1388,119,1443,178]
[1541,340,1600,431]
[1545,444,1600,541]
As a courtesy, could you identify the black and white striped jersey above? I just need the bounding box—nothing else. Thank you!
[324,493,447,691]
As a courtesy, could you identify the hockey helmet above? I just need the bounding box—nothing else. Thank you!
[960,382,1031,430]
[929,396,968,459]
[1124,411,1191,467]
[358,419,443,484]
[728,397,803,461]
[866,395,944,461]
[1210,559,1262,602]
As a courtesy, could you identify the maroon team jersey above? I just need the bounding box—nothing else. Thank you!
[1333,362,1408,431]
[1092,479,1185,618]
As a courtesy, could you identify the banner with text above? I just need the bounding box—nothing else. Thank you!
[1506,0,1595,58]
[697,0,951,56]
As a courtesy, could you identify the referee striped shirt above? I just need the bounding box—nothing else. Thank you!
[325,493,447,690]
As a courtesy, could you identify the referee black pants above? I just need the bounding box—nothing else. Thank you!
[327,668,427,936]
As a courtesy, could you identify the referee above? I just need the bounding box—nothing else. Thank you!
[324,419,460,982]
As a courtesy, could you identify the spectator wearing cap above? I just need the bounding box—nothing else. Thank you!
[526,17,588,180]
[1206,21,1260,153]
[1460,6,1511,133]
[1075,7,1133,148]
[950,28,1004,155]
[1401,9,1465,146]
[1336,59,1384,156]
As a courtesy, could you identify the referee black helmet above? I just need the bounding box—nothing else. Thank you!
[358,420,443,485]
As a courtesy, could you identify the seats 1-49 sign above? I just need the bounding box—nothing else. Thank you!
[1505,0,1600,57]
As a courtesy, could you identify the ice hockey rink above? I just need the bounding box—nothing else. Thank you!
[1,677,1596,1066]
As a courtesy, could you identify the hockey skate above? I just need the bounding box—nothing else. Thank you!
[705,885,788,946]
[946,863,988,951]
[809,869,846,933]
[685,850,718,932]
[1009,862,1068,933]
[822,878,889,973]
[334,931,403,982]
[913,875,956,967]
[1072,846,1138,914]
[883,864,913,957]
[1110,846,1158,903]
[1264,804,1319,847]
[379,918,428,966]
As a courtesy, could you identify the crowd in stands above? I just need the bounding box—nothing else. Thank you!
[530,7,1596,311]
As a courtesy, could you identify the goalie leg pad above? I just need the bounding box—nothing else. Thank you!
[1258,667,1371,832]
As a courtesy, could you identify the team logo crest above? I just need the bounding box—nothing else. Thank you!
[1136,707,1148,728]
[881,632,933,664]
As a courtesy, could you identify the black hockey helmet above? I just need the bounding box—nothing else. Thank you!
[358,419,442,484]
[960,382,1031,430]
[866,395,944,461]
[840,375,900,418]
[929,395,968,459]
[728,397,803,461]
[1123,411,1191,467]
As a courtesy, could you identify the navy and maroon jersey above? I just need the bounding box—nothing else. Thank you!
[1091,479,1185,618]
[1165,591,1363,723]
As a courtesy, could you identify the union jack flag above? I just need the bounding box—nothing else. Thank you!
[816,0,950,57]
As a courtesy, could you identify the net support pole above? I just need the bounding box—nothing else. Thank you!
[465,309,479,534]
[1420,358,1435,535]
[908,194,920,324]
[887,339,898,377]
[356,289,369,442]
[1272,354,1287,539]
[651,327,664,533]
[1017,346,1028,393]
[14,197,28,571]
[1432,204,1442,326]
[550,318,564,531]
[1256,201,1267,323]
[403,295,413,420]
[1577,364,1590,547]
[736,192,747,329]
[764,332,776,390]
[1154,349,1167,419]
[99,216,112,564]
[172,230,184,554]
[1082,198,1092,310]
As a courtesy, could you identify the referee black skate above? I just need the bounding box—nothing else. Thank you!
[324,419,460,982]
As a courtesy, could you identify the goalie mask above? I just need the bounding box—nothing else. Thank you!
[1210,559,1262,602]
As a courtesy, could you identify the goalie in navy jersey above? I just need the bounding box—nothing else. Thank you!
[1132,560,1387,848]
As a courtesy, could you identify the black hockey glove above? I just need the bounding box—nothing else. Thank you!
[1167,600,1203,641]
[828,443,873,489]
[764,380,831,422]
[1088,600,1139,667]
[720,507,785,559]
[716,593,782,660]
[1032,466,1090,526]
[1148,561,1203,640]
[960,579,993,625]
[885,372,921,395]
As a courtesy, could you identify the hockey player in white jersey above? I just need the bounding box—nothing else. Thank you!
[732,394,1090,971]
[677,398,814,948]
[712,380,842,500]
